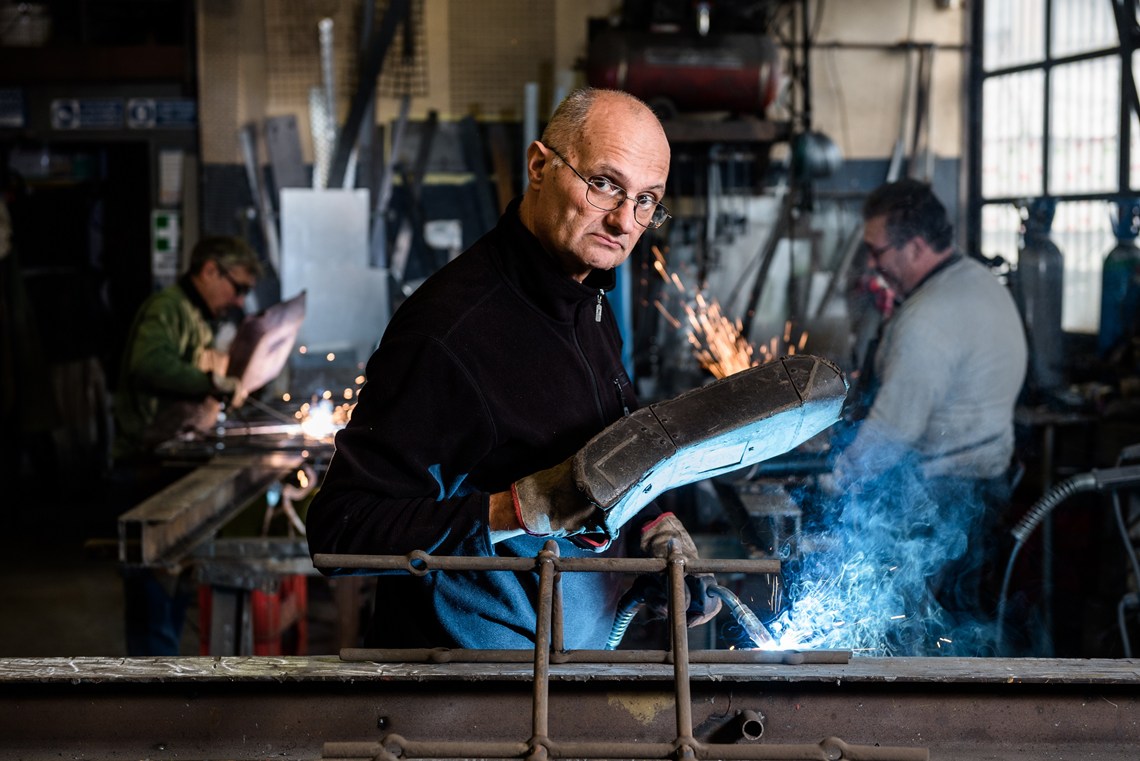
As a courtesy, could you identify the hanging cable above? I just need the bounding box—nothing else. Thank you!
[996,462,1140,654]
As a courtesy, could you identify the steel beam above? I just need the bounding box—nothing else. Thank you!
[118,452,305,568]
[1,657,1138,760]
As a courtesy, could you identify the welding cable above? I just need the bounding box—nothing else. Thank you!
[997,472,1097,654]
[604,588,646,650]
[1112,490,1140,658]
[1118,593,1138,658]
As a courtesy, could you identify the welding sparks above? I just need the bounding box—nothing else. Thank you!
[649,246,808,378]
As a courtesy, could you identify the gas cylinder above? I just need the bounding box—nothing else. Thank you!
[585,30,781,117]
[1098,199,1140,358]
[1013,198,1065,392]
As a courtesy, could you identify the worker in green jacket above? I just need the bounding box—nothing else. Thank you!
[113,235,262,655]
[113,236,262,462]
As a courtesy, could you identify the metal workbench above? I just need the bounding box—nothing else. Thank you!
[1,655,1138,760]
[6,542,1140,760]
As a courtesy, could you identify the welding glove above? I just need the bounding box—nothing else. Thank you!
[210,371,249,409]
[511,457,612,549]
[634,513,722,627]
[197,347,229,376]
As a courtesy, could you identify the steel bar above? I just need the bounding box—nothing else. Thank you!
[552,563,565,654]
[331,736,927,761]
[669,548,695,749]
[327,0,410,189]
[532,541,556,744]
[4,657,1140,760]
[313,552,781,576]
[337,648,850,665]
[119,453,305,568]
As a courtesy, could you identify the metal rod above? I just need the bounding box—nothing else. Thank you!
[327,735,928,760]
[552,563,565,654]
[313,552,780,576]
[669,548,694,747]
[532,541,558,746]
[337,647,851,665]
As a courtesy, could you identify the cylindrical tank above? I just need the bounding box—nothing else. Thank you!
[1013,198,1065,392]
[585,30,781,117]
[1098,199,1140,358]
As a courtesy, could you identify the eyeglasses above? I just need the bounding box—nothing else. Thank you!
[545,144,671,230]
[863,240,896,259]
[217,264,254,296]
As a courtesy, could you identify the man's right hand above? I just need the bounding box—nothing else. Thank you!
[197,348,229,375]
[210,371,249,408]
[509,457,611,547]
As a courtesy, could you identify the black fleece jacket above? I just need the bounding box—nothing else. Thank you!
[306,198,657,648]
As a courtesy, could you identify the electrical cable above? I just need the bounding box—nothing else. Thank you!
[996,460,1140,655]
[996,472,1097,655]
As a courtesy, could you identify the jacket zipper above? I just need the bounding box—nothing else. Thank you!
[613,377,630,417]
[573,288,608,423]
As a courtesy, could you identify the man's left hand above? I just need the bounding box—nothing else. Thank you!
[636,513,721,627]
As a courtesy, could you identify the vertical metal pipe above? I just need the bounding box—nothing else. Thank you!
[668,548,694,744]
[523,82,540,191]
[552,564,565,654]
[319,18,337,126]
[531,541,558,744]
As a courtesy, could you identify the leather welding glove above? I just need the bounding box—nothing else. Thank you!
[636,513,721,627]
[210,371,249,409]
[197,347,229,376]
[511,457,612,549]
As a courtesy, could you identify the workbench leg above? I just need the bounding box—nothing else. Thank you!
[207,586,254,656]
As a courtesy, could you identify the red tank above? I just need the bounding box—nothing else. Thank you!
[586,30,782,117]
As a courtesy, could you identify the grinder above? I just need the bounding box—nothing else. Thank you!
[569,354,847,547]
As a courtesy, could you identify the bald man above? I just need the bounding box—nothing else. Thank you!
[307,88,718,649]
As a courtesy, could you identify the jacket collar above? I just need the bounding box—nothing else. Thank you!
[495,197,616,322]
[177,273,217,325]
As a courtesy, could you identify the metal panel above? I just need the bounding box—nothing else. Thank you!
[280,188,388,363]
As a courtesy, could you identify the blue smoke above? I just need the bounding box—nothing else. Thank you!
[758,456,1004,656]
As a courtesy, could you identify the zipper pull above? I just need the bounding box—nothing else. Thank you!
[595,290,603,323]
[613,377,630,416]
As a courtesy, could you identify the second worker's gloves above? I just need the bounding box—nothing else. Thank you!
[210,371,249,409]
[634,512,721,627]
[511,457,613,549]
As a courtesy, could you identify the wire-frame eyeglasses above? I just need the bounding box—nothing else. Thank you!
[545,144,671,230]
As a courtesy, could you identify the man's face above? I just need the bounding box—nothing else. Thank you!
[863,214,916,295]
[203,259,256,316]
[525,97,671,281]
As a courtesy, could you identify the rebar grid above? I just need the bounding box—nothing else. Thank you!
[313,545,926,761]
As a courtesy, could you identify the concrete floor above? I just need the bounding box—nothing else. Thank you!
[0,495,347,658]
[0,496,135,657]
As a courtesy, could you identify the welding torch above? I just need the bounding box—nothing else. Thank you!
[605,582,777,650]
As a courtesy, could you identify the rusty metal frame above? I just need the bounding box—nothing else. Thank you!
[313,544,925,761]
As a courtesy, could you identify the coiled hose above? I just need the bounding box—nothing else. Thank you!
[605,583,775,650]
